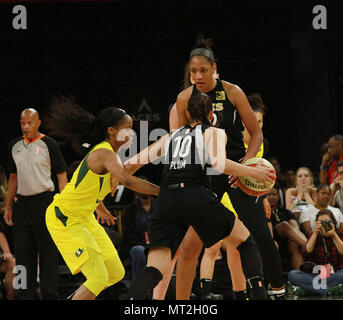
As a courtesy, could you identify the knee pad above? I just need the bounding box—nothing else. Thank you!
[127,266,163,300]
[246,275,264,289]
[237,235,264,278]
[246,275,267,300]
[237,234,258,252]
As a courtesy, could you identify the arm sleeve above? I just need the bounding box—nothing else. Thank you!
[44,136,68,175]
[8,139,20,174]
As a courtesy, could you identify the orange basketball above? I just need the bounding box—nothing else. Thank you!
[237,157,276,196]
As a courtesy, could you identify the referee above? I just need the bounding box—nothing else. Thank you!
[4,108,68,300]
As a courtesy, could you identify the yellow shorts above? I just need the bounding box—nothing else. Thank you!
[46,203,118,275]
[220,192,238,216]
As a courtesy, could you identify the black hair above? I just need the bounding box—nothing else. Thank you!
[316,209,337,229]
[333,134,343,146]
[183,34,216,90]
[317,183,331,193]
[187,93,213,125]
[189,34,215,64]
[272,182,281,190]
[247,93,267,115]
[44,95,127,151]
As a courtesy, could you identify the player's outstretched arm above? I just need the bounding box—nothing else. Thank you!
[124,133,170,175]
[101,149,160,196]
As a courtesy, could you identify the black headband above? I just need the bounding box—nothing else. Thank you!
[189,47,215,63]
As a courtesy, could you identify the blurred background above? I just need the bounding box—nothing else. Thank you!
[0,0,342,183]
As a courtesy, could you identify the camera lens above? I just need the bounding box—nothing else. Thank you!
[321,220,332,231]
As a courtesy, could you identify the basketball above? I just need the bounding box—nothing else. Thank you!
[237,157,276,196]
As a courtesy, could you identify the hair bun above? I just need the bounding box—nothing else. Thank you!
[195,34,213,49]
[247,93,267,113]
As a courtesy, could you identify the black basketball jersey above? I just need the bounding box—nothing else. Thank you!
[161,124,211,188]
[191,79,245,162]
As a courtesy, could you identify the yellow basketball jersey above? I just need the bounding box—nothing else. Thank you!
[244,140,264,158]
[52,141,113,220]
[220,140,264,215]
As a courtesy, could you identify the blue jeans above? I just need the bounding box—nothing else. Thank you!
[288,269,343,295]
[129,245,147,281]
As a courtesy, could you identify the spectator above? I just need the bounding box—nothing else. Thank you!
[285,167,316,220]
[288,209,343,296]
[0,166,7,208]
[120,176,155,281]
[0,220,15,300]
[283,167,296,189]
[320,142,329,158]
[299,184,343,237]
[266,186,307,270]
[266,156,287,208]
[330,160,343,212]
[320,135,343,185]
[4,108,68,299]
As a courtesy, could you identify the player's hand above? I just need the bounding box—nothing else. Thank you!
[96,204,117,226]
[1,252,14,262]
[263,197,271,220]
[228,175,239,188]
[255,160,276,187]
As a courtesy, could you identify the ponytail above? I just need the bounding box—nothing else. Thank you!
[45,95,127,151]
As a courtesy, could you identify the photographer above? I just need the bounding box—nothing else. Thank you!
[288,209,343,295]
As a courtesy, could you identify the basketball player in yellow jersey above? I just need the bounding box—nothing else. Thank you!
[44,99,159,300]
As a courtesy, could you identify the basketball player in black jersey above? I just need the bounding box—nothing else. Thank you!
[168,35,286,300]
[125,93,275,300]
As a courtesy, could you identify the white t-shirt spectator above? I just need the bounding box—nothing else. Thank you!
[299,204,343,230]
[330,183,343,213]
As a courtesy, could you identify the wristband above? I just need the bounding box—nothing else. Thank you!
[320,166,329,171]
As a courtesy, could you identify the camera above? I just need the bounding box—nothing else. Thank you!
[321,220,333,231]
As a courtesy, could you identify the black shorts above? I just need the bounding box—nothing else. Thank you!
[148,185,236,257]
